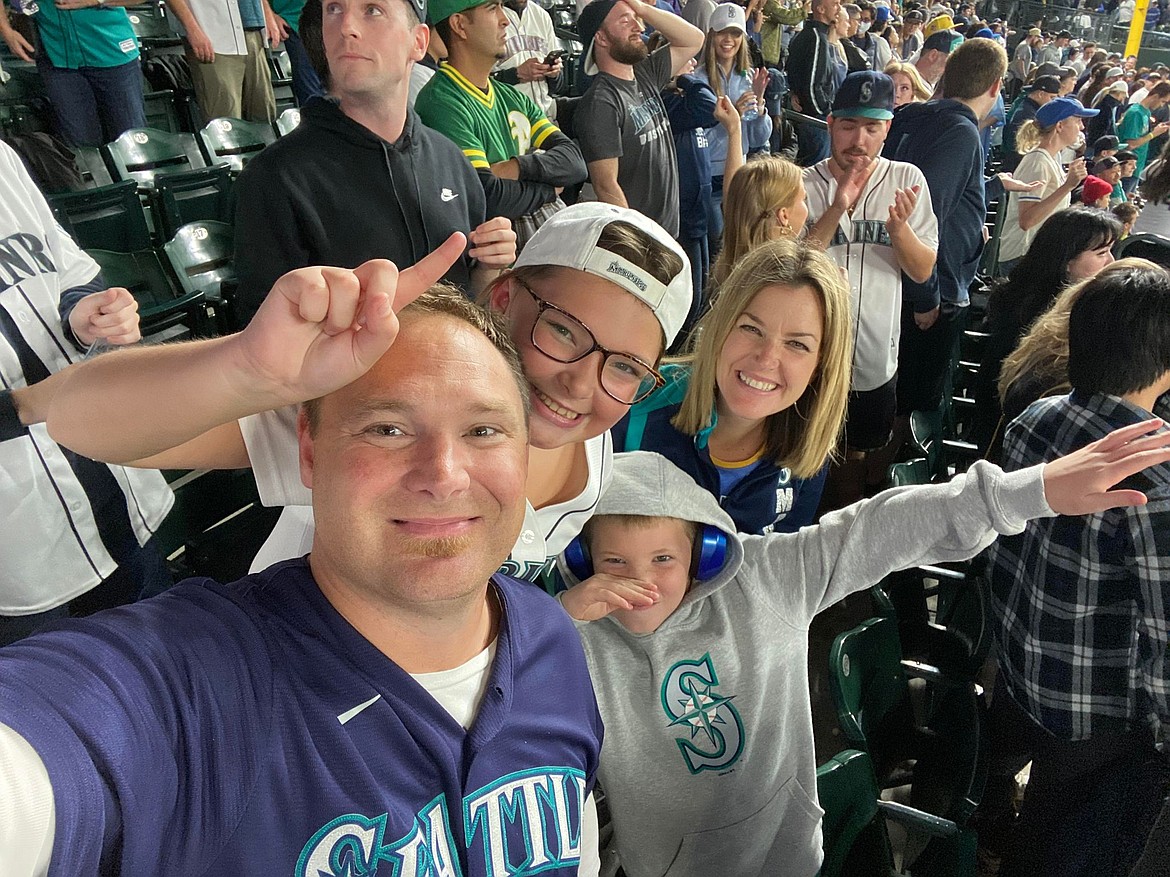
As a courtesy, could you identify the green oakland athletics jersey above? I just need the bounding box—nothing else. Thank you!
[415,62,559,170]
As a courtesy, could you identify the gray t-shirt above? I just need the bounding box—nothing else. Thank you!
[576,46,680,237]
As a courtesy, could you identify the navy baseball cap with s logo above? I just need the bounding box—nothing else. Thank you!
[831,71,895,121]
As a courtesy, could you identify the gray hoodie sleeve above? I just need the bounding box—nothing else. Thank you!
[741,460,1054,626]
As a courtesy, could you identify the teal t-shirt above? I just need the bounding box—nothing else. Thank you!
[1118,103,1154,175]
[34,5,139,69]
[268,0,305,33]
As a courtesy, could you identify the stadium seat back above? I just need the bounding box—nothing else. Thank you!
[816,749,897,877]
[198,117,276,173]
[49,181,151,252]
[153,164,234,240]
[274,107,301,137]
[106,127,207,189]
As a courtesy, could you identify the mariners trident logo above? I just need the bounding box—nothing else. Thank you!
[660,653,745,774]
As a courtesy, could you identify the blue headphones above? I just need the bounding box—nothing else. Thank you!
[563,525,729,583]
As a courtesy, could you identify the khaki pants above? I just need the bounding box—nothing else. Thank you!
[187,30,275,123]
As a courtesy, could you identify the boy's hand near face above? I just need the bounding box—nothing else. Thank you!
[561,574,660,622]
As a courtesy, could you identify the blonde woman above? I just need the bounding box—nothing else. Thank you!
[693,3,773,249]
[996,97,1095,272]
[710,154,808,288]
[884,60,932,106]
[612,238,852,534]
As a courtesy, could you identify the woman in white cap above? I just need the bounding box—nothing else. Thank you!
[43,203,696,591]
[692,2,773,251]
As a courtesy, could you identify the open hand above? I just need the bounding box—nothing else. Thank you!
[997,172,1044,194]
[1042,418,1170,515]
[232,233,465,405]
[0,26,35,61]
[561,573,660,622]
[886,184,920,236]
[832,160,870,212]
[752,66,770,100]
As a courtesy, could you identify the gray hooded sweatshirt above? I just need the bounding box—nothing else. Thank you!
[560,451,1053,877]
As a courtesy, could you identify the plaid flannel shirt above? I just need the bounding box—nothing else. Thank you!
[990,391,1170,741]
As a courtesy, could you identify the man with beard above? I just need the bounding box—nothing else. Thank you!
[573,0,704,238]
[804,70,937,503]
[416,0,585,248]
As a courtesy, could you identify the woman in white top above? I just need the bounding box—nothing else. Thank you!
[45,205,695,589]
[997,97,1095,272]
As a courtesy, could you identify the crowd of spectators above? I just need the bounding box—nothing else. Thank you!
[3,0,1170,875]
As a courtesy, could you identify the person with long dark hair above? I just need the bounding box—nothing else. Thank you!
[972,207,1122,458]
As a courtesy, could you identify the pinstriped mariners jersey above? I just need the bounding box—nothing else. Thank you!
[415,63,560,170]
[0,141,172,614]
[803,156,938,392]
[0,560,603,875]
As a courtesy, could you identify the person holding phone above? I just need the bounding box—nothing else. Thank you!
[494,0,564,120]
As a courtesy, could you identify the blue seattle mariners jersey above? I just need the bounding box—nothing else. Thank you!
[611,364,827,535]
[0,558,603,876]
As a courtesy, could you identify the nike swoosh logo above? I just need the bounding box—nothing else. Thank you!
[337,694,382,725]
[441,189,459,201]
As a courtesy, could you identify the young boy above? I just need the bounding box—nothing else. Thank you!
[1113,201,1140,237]
[559,439,1170,877]
[1079,175,1115,209]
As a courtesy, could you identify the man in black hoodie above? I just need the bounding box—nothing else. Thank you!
[883,37,1039,418]
[786,0,841,165]
[231,0,517,325]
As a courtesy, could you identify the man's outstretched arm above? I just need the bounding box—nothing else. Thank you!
[47,236,466,466]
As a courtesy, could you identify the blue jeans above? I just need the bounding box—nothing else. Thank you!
[678,234,709,347]
[707,174,725,258]
[284,28,324,107]
[37,56,146,147]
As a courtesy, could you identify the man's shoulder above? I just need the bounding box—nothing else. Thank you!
[877,156,928,186]
[802,160,834,199]
[494,574,589,652]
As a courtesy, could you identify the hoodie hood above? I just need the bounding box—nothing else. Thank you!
[301,95,423,153]
[888,96,977,138]
[557,451,745,620]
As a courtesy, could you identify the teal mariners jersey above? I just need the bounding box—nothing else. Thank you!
[415,62,559,170]
[33,6,139,69]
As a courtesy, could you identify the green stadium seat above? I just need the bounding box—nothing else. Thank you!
[49,181,152,252]
[197,117,276,173]
[105,127,207,190]
[74,146,114,188]
[85,247,214,340]
[274,107,301,137]
[163,220,236,330]
[829,615,986,837]
[152,163,234,240]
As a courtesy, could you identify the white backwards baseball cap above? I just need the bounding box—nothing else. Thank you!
[513,203,693,346]
[708,2,747,34]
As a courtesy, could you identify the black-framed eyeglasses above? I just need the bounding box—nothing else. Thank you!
[514,279,665,405]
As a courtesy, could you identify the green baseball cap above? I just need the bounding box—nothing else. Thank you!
[427,0,486,25]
